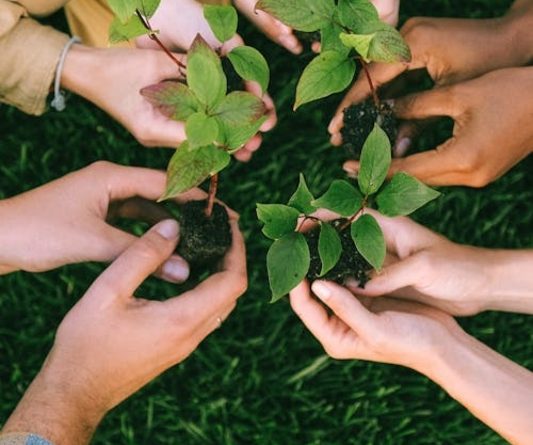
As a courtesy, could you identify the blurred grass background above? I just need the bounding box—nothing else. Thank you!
[1,0,532,443]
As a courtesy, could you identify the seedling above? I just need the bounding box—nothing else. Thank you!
[106,0,270,265]
[255,0,410,157]
[257,124,440,302]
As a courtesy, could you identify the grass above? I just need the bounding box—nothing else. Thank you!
[1,0,532,443]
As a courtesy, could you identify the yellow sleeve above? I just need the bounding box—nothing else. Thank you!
[0,0,69,115]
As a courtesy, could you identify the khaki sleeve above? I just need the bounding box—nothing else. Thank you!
[0,0,69,115]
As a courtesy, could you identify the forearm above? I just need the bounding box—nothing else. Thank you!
[1,364,105,445]
[424,331,533,444]
[486,250,533,314]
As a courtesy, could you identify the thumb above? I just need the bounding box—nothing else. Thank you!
[346,254,422,297]
[89,220,179,300]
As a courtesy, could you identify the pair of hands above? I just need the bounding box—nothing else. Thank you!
[290,209,533,373]
[1,162,248,443]
[330,0,533,187]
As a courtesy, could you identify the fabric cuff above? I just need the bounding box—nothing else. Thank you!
[0,18,69,115]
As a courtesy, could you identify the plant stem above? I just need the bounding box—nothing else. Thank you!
[359,58,380,109]
[205,174,219,219]
[339,197,368,231]
[135,10,186,74]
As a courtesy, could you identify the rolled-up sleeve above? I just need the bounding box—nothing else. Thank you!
[0,0,69,115]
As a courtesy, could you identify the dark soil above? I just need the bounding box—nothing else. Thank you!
[176,201,232,267]
[294,30,321,50]
[341,100,397,160]
[222,57,244,93]
[305,220,371,287]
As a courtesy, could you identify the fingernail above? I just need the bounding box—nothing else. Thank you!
[312,281,332,301]
[155,219,179,240]
[394,137,411,157]
[345,278,359,288]
[162,257,189,282]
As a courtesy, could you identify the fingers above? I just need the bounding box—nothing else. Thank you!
[311,281,375,333]
[245,82,277,132]
[156,51,187,80]
[89,220,180,300]
[164,217,247,325]
[234,0,302,54]
[393,87,461,121]
[141,116,187,148]
[346,255,421,297]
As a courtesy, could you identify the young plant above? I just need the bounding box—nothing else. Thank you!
[107,0,271,217]
[255,0,409,157]
[257,124,440,302]
[106,0,270,267]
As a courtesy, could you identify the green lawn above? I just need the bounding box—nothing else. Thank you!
[1,0,532,443]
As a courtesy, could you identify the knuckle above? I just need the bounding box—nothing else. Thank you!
[87,160,114,176]
[324,344,345,360]
[136,235,166,261]
[401,17,432,40]
[465,170,492,188]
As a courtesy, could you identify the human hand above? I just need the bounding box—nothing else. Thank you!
[0,161,200,280]
[1,217,247,444]
[329,5,533,150]
[343,67,533,187]
[135,0,277,161]
[290,279,460,373]
[61,45,188,147]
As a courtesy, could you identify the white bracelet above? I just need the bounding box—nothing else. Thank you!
[50,36,81,112]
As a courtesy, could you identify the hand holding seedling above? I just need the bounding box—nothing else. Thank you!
[329,0,533,149]
[0,162,201,281]
[344,67,533,187]
[340,211,533,316]
[289,280,533,444]
[62,46,188,147]
[1,218,247,445]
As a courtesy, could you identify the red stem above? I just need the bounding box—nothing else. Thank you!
[359,58,380,109]
[135,10,186,73]
[339,198,368,231]
[205,174,219,218]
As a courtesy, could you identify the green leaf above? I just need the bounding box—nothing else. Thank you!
[160,143,230,200]
[351,214,385,270]
[359,22,411,63]
[187,34,226,109]
[109,15,149,43]
[185,112,220,148]
[312,180,363,217]
[217,116,267,151]
[257,204,300,240]
[213,91,266,126]
[358,124,391,196]
[377,172,441,216]
[107,0,137,23]
[318,222,342,277]
[288,174,316,214]
[227,46,270,94]
[295,51,356,110]
[267,233,310,302]
[321,20,350,57]
[137,0,160,18]
[140,81,201,121]
[256,0,335,32]
[339,32,375,60]
[338,0,379,30]
[203,5,238,43]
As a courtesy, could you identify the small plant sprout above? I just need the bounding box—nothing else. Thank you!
[107,1,271,218]
[257,125,440,302]
[255,0,410,110]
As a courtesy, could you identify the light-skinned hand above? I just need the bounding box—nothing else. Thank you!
[135,0,278,161]
[0,161,206,281]
[1,217,247,444]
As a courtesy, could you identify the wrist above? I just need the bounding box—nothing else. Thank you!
[484,250,533,314]
[0,199,20,275]
[2,361,106,445]
[61,44,102,100]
